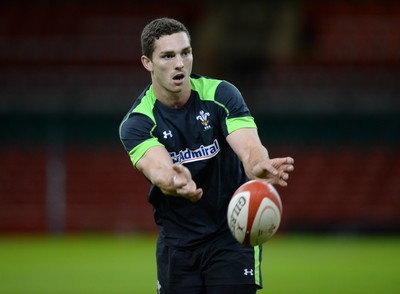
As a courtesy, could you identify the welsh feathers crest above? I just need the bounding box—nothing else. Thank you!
[196,110,211,130]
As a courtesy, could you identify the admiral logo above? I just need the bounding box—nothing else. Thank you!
[170,139,220,164]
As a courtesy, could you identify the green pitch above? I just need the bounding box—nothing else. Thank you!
[0,234,399,293]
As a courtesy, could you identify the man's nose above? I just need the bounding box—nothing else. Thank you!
[175,55,184,68]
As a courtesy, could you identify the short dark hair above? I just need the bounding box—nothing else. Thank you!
[141,17,191,59]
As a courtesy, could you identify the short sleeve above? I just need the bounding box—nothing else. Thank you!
[119,113,164,167]
[215,81,257,136]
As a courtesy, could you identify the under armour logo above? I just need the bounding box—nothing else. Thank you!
[163,130,173,139]
[157,280,161,294]
[244,268,254,276]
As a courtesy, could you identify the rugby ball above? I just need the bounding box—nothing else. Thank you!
[227,180,283,246]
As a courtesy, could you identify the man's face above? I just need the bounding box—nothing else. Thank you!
[146,32,193,94]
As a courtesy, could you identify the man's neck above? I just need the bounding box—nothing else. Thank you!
[153,86,191,109]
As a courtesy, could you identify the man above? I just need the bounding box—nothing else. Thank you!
[119,17,294,294]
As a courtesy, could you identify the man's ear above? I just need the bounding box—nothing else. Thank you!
[141,55,153,72]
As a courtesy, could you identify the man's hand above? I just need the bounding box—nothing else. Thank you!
[252,157,295,186]
[172,164,203,202]
[136,146,203,201]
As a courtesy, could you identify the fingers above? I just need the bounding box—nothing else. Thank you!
[278,163,294,179]
[264,158,293,177]
[172,164,191,188]
[175,185,203,202]
[172,164,191,187]
[280,172,289,181]
[279,172,290,186]
[267,172,289,187]
[186,188,203,202]
[267,156,295,187]
[285,157,295,165]
[172,164,187,177]
[275,157,294,168]
[172,164,203,202]
[274,157,294,171]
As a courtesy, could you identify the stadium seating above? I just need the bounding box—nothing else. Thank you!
[1,145,399,233]
[0,2,399,234]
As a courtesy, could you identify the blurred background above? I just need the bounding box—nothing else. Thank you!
[1,1,399,293]
[1,0,399,236]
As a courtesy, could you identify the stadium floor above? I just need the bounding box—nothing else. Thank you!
[0,233,399,294]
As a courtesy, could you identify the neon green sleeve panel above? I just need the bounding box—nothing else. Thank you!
[191,76,257,135]
[128,137,164,167]
[226,116,257,134]
[132,86,158,124]
[125,85,164,168]
[254,245,262,287]
[190,77,221,102]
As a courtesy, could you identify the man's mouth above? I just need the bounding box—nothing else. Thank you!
[173,73,185,81]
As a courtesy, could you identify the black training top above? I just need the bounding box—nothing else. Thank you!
[119,74,257,248]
